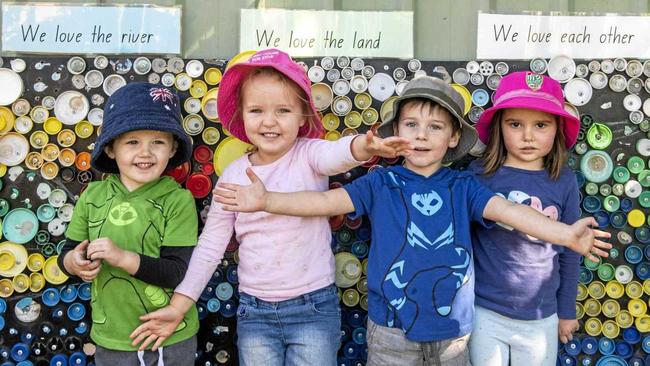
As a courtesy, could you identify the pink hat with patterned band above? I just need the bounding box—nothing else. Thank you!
[218,49,323,143]
[476,71,580,148]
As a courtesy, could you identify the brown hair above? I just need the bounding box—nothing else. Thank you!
[480,110,567,179]
[395,98,460,134]
[230,67,319,140]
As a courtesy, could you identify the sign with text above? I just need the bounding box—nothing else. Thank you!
[240,9,413,58]
[2,4,181,54]
[477,13,650,59]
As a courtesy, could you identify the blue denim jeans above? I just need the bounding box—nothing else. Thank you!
[236,284,341,366]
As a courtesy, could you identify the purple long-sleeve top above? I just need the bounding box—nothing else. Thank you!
[468,161,581,320]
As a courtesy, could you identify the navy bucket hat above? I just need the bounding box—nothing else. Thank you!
[91,82,193,173]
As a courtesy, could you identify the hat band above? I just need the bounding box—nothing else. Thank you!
[494,89,562,108]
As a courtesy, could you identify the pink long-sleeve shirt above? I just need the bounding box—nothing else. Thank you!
[176,136,363,301]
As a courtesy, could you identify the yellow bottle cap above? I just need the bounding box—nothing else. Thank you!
[74,120,94,139]
[44,117,63,135]
[57,129,76,147]
[628,209,646,228]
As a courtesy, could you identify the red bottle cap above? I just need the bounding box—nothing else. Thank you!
[186,173,212,198]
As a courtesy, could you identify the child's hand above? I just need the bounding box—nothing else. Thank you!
[130,304,185,351]
[87,238,125,268]
[65,240,101,282]
[566,217,612,262]
[356,130,413,160]
[213,168,268,212]
[558,318,579,343]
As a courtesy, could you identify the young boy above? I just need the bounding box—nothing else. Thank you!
[212,76,610,365]
[58,82,199,365]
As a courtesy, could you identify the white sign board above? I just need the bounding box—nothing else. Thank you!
[477,13,650,59]
[240,9,413,58]
[2,4,181,54]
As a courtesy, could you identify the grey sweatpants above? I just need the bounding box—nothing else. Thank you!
[94,336,196,366]
[366,318,471,366]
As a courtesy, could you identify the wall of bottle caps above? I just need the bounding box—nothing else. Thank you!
[0,53,648,366]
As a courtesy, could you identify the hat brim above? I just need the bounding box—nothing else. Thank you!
[91,117,193,174]
[476,98,580,148]
[218,63,324,144]
[377,92,477,164]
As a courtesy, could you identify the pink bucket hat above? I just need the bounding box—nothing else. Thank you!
[218,48,323,143]
[476,71,580,148]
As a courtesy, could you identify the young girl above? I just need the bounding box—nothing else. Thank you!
[468,71,583,366]
[130,48,412,365]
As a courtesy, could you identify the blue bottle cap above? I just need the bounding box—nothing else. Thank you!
[625,245,644,264]
[579,266,594,284]
[68,352,86,366]
[351,241,369,258]
[593,210,610,228]
[352,327,366,345]
[66,303,85,321]
[0,299,6,314]
[564,338,582,356]
[343,341,360,360]
[59,285,78,303]
[10,343,29,362]
[596,356,628,366]
[636,262,650,280]
[635,227,650,244]
[347,310,365,328]
[196,303,207,321]
[620,197,634,212]
[76,283,91,301]
[559,354,576,366]
[199,285,214,302]
[582,337,598,355]
[615,341,633,358]
[582,196,602,213]
[215,282,233,301]
[581,356,593,366]
[49,353,68,366]
[74,321,88,335]
[42,288,60,307]
[599,337,615,355]
[628,357,644,366]
[226,265,238,284]
[356,226,371,242]
[219,299,236,318]
[623,327,642,344]
[206,298,220,313]
[609,211,627,229]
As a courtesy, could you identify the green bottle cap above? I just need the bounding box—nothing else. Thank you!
[612,166,630,183]
[597,263,615,281]
[587,123,613,150]
[627,156,645,174]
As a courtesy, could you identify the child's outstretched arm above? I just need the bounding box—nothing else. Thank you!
[482,196,612,261]
[215,168,355,217]
[350,130,413,161]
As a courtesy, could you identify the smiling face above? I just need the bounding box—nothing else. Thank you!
[500,108,558,170]
[393,100,460,177]
[240,70,309,165]
[104,130,177,191]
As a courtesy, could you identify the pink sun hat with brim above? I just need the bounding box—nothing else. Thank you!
[218,48,324,143]
[476,71,580,148]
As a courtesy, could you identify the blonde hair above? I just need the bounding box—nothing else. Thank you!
[230,67,319,141]
[480,110,567,179]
